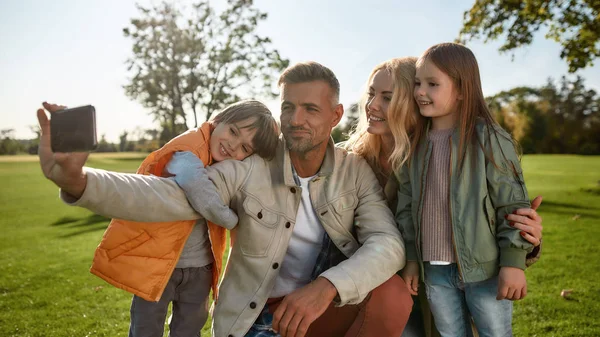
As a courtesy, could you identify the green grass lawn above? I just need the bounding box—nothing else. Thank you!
[0,154,599,336]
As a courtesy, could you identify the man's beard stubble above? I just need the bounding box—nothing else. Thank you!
[283,127,320,154]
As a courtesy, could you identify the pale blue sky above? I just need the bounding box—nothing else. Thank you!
[1,0,599,142]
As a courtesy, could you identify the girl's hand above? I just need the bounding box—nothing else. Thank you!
[497,266,527,300]
[401,261,420,296]
[507,196,543,247]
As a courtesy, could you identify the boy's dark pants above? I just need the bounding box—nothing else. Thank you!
[128,265,213,337]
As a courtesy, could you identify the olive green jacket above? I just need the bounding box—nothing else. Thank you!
[395,121,533,283]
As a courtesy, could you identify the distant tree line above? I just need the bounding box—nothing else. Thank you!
[0,127,162,155]
[3,76,598,155]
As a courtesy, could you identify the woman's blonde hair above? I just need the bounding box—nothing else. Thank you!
[345,57,420,177]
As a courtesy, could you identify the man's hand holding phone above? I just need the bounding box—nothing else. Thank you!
[37,102,91,199]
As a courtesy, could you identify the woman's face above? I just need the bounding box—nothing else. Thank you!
[366,69,394,137]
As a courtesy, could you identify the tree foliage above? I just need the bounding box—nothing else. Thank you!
[123,0,289,143]
[487,76,600,154]
[331,103,359,143]
[458,0,600,72]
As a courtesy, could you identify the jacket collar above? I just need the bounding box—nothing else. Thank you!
[424,119,460,144]
[281,136,336,187]
[199,122,215,166]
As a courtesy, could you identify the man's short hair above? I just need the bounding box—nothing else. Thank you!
[278,61,340,105]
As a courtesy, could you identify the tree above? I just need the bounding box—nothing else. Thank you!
[0,129,24,155]
[96,134,118,153]
[123,0,289,143]
[27,125,41,154]
[487,76,600,154]
[119,131,135,152]
[458,0,600,72]
[331,103,360,143]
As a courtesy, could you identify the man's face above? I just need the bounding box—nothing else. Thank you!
[280,81,343,154]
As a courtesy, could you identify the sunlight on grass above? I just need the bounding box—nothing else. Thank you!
[0,154,598,336]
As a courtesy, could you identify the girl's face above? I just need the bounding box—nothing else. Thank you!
[366,70,394,137]
[414,59,460,129]
[210,117,258,162]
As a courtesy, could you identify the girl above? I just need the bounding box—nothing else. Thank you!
[397,42,535,337]
[345,55,542,337]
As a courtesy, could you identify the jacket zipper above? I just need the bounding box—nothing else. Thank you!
[449,136,464,281]
[416,141,430,278]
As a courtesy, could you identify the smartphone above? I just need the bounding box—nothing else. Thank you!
[50,105,98,152]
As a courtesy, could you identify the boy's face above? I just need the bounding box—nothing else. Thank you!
[210,117,258,162]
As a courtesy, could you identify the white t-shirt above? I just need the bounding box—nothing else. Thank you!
[271,175,325,297]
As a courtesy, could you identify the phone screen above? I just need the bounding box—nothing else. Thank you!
[50,105,97,152]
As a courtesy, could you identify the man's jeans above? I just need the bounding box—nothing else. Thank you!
[128,265,213,337]
[423,263,512,337]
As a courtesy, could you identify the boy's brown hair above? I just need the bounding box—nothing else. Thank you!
[211,100,280,160]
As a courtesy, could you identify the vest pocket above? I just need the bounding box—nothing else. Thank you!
[106,230,152,260]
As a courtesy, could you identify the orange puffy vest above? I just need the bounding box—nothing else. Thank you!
[90,122,227,302]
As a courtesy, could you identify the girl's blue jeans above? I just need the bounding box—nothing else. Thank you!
[423,263,513,337]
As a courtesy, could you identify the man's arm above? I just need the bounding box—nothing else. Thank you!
[320,158,405,306]
[38,102,243,222]
[61,168,201,221]
[62,157,251,223]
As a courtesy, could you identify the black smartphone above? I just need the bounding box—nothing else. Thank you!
[50,105,98,152]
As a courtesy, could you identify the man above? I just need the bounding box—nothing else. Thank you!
[38,62,412,337]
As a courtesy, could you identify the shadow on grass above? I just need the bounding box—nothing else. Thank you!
[581,187,600,196]
[543,210,600,220]
[111,157,146,163]
[537,200,596,211]
[50,216,81,226]
[59,224,110,238]
[51,214,111,238]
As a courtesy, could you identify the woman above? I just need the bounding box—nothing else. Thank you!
[344,57,543,337]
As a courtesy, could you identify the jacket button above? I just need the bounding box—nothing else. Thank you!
[285,222,291,228]
[228,335,234,337]
[257,211,263,219]
[250,302,257,309]
[290,187,296,193]
[272,263,279,269]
